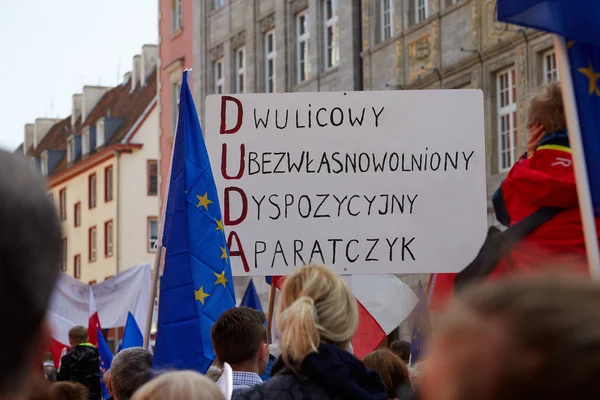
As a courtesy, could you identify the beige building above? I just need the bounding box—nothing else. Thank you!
[23,46,160,284]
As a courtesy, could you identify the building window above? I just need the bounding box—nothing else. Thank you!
[147,160,158,196]
[543,50,559,83]
[105,220,114,257]
[82,131,90,156]
[235,48,246,94]
[148,217,158,253]
[297,11,310,83]
[265,30,276,93]
[89,173,97,209]
[67,138,75,164]
[171,81,181,133]
[59,188,67,221]
[74,202,81,227]
[323,0,339,69]
[214,0,223,9]
[89,226,97,262]
[214,58,224,94]
[172,0,182,32]
[105,166,113,202]
[497,67,518,172]
[61,238,67,272]
[416,0,428,24]
[381,0,394,41]
[41,153,48,176]
[74,254,81,279]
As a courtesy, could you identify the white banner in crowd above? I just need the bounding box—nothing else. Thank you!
[48,263,152,341]
[206,90,487,276]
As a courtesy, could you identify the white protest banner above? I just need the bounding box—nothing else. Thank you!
[205,90,487,276]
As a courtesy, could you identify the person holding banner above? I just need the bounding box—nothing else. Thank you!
[232,265,387,400]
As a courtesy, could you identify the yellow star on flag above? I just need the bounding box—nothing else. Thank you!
[215,218,224,231]
[196,192,213,210]
[220,246,229,260]
[214,271,228,288]
[195,286,210,305]
[578,62,600,96]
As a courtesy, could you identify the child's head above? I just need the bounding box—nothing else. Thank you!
[68,326,88,347]
[527,82,565,134]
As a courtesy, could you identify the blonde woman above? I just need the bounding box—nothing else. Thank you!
[232,265,387,400]
[132,371,224,400]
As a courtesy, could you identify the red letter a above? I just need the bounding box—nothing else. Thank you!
[220,96,244,134]
[227,231,249,272]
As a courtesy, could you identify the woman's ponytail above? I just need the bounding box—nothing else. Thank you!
[279,296,320,366]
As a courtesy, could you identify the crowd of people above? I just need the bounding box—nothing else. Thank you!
[4,81,600,400]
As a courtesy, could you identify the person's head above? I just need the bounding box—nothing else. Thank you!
[527,82,565,134]
[277,265,358,367]
[420,274,600,400]
[68,326,88,347]
[0,151,62,397]
[44,365,57,383]
[50,382,89,400]
[210,307,269,374]
[132,371,224,400]
[363,350,410,398]
[389,340,411,364]
[109,347,153,400]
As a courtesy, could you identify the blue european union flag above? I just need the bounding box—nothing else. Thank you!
[96,328,113,400]
[120,312,143,350]
[153,70,236,373]
[498,0,600,213]
[241,279,263,312]
[409,283,429,365]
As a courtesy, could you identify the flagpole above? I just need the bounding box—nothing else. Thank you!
[266,283,276,344]
[553,35,600,279]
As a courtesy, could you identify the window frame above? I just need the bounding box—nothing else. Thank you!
[74,254,81,279]
[171,81,181,133]
[381,0,394,42]
[265,30,276,93]
[104,165,113,202]
[40,152,48,176]
[59,188,67,221]
[88,173,97,209]
[104,220,114,257]
[496,66,518,173]
[147,160,158,196]
[67,138,74,164]
[543,49,560,84]
[172,0,183,32]
[74,202,81,227]
[214,58,225,94]
[148,217,158,253]
[323,0,339,70]
[89,226,97,262]
[416,0,428,24]
[235,47,246,94]
[296,11,310,83]
[61,238,68,272]
[82,131,90,156]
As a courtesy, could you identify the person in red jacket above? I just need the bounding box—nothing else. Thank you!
[491,82,598,278]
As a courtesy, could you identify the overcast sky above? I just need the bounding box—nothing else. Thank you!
[0,0,158,151]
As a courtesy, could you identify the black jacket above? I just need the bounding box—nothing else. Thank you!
[232,344,387,400]
[57,343,101,400]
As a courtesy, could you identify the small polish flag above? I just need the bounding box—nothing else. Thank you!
[88,287,101,346]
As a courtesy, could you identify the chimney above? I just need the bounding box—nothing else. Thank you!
[132,55,141,91]
[123,71,132,84]
[140,45,158,86]
[81,86,111,123]
[24,124,35,154]
[33,118,60,149]
[71,94,82,127]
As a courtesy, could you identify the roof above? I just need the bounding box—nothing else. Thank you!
[13,143,23,154]
[29,69,157,176]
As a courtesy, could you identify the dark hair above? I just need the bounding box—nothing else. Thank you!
[456,274,600,400]
[363,349,410,398]
[389,340,411,364]
[0,151,62,396]
[68,326,88,345]
[51,382,89,400]
[44,365,58,383]
[210,307,267,365]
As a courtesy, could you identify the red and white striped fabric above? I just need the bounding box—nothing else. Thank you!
[48,312,74,368]
[88,287,101,347]
[271,274,418,359]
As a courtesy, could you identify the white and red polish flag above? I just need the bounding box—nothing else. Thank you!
[88,287,101,347]
[48,312,74,368]
[271,274,418,359]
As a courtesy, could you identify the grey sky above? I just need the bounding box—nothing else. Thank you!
[0,0,158,151]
